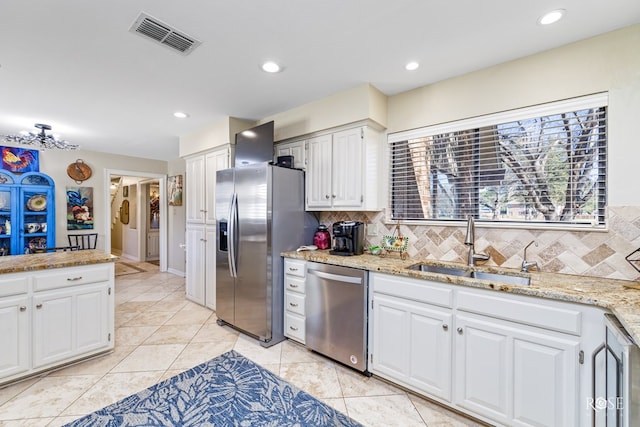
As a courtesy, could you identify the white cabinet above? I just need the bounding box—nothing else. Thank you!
[369,272,594,427]
[0,294,30,379]
[371,293,453,401]
[185,154,206,223]
[370,273,454,402]
[275,139,306,170]
[185,146,229,310]
[283,258,306,344]
[33,283,110,368]
[0,263,114,386]
[305,125,382,211]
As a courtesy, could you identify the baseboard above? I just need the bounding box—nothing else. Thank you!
[167,268,185,277]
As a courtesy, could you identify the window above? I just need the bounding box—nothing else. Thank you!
[389,93,608,228]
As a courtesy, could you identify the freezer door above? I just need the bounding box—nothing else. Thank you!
[234,164,270,339]
[215,168,235,324]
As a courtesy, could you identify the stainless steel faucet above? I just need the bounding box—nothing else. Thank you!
[521,240,539,272]
[464,216,490,266]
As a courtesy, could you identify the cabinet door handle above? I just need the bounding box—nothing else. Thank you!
[289,326,298,331]
[288,267,298,272]
[36,304,43,309]
[200,238,207,242]
[67,276,83,281]
[289,302,298,307]
[457,327,463,334]
[19,306,27,312]
[442,324,448,331]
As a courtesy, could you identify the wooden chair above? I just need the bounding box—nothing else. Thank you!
[68,233,98,250]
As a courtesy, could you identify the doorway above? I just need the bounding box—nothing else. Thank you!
[104,169,167,272]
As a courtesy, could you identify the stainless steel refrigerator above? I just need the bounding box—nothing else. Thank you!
[215,162,315,347]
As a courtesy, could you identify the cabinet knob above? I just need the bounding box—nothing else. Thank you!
[289,326,298,331]
[19,306,27,312]
[457,327,463,334]
[36,303,43,309]
[325,195,330,199]
[442,324,448,331]
[332,194,336,198]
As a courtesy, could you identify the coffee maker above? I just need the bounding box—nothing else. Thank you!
[330,221,365,256]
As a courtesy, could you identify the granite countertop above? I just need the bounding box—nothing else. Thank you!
[283,249,640,346]
[0,250,117,274]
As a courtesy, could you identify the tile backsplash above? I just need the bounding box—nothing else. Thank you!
[319,206,640,282]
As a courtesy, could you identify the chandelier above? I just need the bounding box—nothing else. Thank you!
[3,123,78,150]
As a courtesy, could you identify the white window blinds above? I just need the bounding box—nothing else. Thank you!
[389,93,608,227]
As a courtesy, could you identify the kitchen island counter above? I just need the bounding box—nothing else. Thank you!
[0,250,116,274]
[283,249,640,346]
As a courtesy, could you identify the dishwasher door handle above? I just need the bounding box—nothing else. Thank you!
[308,269,363,284]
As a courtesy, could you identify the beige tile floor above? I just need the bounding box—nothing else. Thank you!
[0,261,486,427]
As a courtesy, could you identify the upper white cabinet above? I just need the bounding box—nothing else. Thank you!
[305,125,383,211]
[185,147,229,225]
[275,140,306,170]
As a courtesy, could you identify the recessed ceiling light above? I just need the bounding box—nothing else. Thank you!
[173,111,189,119]
[405,61,420,71]
[262,61,282,73]
[538,9,565,25]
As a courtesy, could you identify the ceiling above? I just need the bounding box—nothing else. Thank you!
[1,1,638,161]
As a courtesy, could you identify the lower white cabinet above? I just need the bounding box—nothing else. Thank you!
[454,313,579,426]
[369,272,599,427]
[33,283,111,368]
[283,259,306,344]
[0,295,30,379]
[0,263,114,386]
[371,293,453,401]
[185,224,216,309]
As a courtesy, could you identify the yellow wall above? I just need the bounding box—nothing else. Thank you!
[387,24,640,205]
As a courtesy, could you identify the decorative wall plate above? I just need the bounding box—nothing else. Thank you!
[27,195,47,211]
[381,235,408,252]
[67,159,92,184]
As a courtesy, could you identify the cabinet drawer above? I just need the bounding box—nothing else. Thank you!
[284,259,306,278]
[285,312,305,343]
[32,264,112,292]
[0,275,29,297]
[285,291,305,316]
[371,273,454,308]
[457,290,582,335]
[285,276,306,294]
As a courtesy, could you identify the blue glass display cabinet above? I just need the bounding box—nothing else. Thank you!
[0,170,55,255]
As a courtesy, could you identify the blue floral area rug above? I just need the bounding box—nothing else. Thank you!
[65,350,362,426]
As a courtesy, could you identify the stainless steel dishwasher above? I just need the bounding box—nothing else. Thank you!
[305,261,369,373]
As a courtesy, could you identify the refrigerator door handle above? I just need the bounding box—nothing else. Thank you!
[228,192,238,278]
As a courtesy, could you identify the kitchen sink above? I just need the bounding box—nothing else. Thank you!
[407,263,471,277]
[471,271,531,286]
[407,263,531,286]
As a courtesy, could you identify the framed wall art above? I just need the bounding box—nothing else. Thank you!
[1,146,39,173]
[168,175,183,206]
[66,186,94,230]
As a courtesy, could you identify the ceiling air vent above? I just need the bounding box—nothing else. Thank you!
[129,12,201,55]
